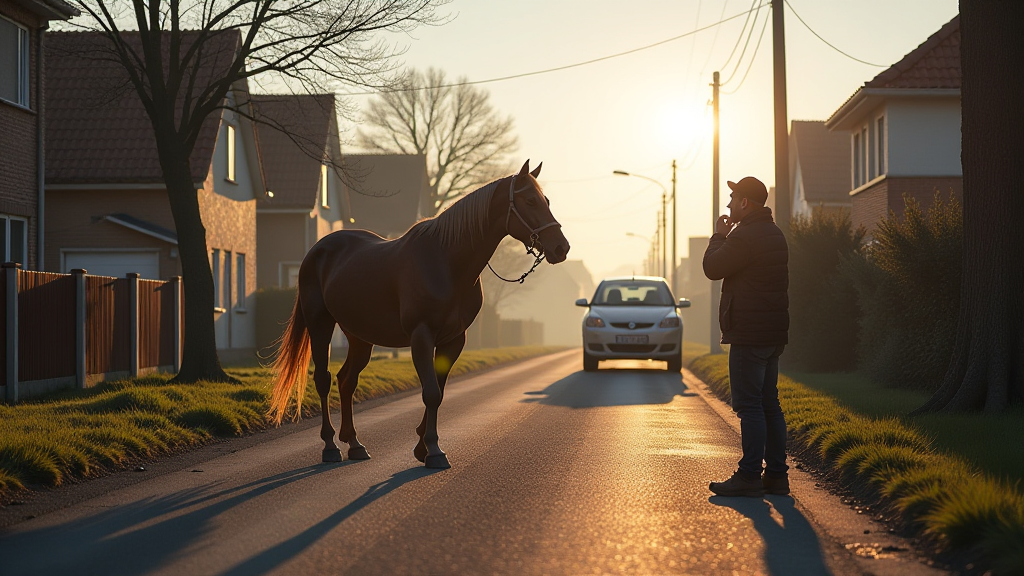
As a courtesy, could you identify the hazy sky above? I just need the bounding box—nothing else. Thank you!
[347,0,959,281]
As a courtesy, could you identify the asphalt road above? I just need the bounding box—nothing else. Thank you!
[0,350,858,575]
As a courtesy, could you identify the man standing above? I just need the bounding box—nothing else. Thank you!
[703,176,790,497]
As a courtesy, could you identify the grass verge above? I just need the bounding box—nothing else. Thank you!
[689,353,1024,575]
[0,346,563,500]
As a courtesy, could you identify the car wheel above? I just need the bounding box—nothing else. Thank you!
[583,352,599,372]
[667,353,683,373]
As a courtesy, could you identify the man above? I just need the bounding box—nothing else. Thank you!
[703,176,790,498]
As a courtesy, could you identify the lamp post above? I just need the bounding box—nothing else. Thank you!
[625,232,652,275]
[614,166,677,289]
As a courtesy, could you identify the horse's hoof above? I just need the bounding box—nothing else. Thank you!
[424,453,451,469]
[322,448,343,463]
[413,444,427,463]
[348,446,371,460]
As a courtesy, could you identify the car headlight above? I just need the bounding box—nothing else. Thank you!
[659,317,680,328]
[585,317,605,327]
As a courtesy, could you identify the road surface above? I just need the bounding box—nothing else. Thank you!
[2,350,861,575]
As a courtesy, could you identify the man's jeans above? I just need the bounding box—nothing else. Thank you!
[728,344,788,479]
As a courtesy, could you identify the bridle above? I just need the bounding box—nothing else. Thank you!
[487,174,562,284]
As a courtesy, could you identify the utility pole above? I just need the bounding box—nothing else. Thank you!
[671,159,677,295]
[772,0,791,232]
[661,192,667,278]
[710,71,722,354]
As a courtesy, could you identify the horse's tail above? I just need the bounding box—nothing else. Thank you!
[268,293,312,425]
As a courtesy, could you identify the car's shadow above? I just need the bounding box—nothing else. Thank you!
[522,361,696,408]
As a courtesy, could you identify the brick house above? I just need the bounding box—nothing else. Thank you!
[343,154,430,239]
[826,16,961,233]
[0,0,77,269]
[252,93,348,289]
[789,120,851,219]
[43,31,263,361]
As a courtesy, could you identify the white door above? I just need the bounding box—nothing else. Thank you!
[64,251,161,279]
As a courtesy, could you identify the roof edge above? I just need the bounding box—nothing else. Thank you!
[826,88,960,131]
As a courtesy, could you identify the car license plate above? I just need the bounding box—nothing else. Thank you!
[615,335,649,344]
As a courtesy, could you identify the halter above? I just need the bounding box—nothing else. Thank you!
[487,174,563,284]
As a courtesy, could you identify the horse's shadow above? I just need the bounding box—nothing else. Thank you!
[521,367,696,408]
[709,495,832,575]
[0,463,438,576]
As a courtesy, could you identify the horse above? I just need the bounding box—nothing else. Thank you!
[268,160,570,468]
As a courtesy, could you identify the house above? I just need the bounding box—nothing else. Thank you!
[496,259,595,346]
[789,120,851,219]
[0,0,77,269]
[43,30,262,361]
[253,93,347,289]
[343,154,430,239]
[826,16,961,233]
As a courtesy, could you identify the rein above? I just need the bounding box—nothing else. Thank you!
[487,174,561,284]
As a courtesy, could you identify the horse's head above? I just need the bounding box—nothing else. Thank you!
[506,160,571,264]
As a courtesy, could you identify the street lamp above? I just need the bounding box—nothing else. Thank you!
[614,164,677,291]
[625,232,653,275]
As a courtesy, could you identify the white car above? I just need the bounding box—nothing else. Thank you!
[576,276,691,372]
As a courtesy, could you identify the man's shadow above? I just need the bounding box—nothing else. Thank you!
[710,495,832,576]
[521,368,696,408]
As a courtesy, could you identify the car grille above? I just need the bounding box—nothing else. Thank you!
[587,343,604,351]
[607,344,657,353]
[659,344,677,352]
[610,322,655,329]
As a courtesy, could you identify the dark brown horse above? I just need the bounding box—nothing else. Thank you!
[269,160,570,468]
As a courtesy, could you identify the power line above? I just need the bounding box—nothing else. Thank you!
[699,0,733,75]
[720,1,766,85]
[338,3,771,96]
[720,5,771,94]
[716,0,762,75]
[785,0,886,67]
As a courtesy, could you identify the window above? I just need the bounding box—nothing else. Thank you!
[226,125,236,182]
[861,127,868,185]
[0,215,27,264]
[852,133,861,188]
[211,249,221,309]
[223,250,232,310]
[235,253,246,309]
[0,17,30,107]
[877,116,886,175]
[320,164,329,207]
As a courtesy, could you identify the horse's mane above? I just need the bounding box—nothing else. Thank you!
[417,178,503,247]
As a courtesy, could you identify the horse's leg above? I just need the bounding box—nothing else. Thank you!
[410,325,450,469]
[301,287,341,463]
[415,332,466,463]
[337,336,373,460]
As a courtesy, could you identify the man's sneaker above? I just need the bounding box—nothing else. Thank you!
[709,471,764,497]
[762,474,790,495]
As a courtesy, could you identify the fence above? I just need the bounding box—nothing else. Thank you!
[0,263,182,403]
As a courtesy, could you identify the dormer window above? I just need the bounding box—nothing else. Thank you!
[226,124,236,182]
[321,164,329,208]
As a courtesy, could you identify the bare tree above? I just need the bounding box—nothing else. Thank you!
[65,0,445,382]
[357,67,519,214]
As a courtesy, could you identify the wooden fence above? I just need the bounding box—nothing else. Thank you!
[0,263,182,403]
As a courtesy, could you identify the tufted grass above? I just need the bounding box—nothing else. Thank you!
[689,353,1024,575]
[0,346,562,500]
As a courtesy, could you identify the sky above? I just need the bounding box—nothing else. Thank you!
[347,0,960,280]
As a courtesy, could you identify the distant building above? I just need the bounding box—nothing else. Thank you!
[497,259,595,346]
[826,15,961,233]
[789,120,852,219]
[343,154,430,239]
[0,0,78,269]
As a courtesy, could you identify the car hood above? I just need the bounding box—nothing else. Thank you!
[589,305,674,324]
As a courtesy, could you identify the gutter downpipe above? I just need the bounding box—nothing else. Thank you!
[36,24,46,271]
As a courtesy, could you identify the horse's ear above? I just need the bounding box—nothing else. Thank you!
[518,159,530,177]
[530,162,543,178]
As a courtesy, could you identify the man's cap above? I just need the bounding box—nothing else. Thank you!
[727,176,769,206]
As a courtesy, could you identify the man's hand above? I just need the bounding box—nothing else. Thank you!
[715,215,735,236]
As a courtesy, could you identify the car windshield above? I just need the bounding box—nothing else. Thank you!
[592,281,673,306]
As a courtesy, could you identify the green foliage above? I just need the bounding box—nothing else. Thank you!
[690,353,1024,574]
[787,210,866,371]
[840,193,962,390]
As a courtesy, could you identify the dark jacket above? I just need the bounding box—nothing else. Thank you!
[702,207,789,346]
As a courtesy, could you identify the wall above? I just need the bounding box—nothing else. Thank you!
[851,176,962,234]
[887,98,962,177]
[255,211,308,288]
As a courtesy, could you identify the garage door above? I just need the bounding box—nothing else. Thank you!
[63,251,161,280]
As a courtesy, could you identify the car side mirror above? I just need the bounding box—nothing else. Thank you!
[677,298,691,308]
[575,298,589,307]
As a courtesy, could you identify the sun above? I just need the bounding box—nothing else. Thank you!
[654,101,713,157]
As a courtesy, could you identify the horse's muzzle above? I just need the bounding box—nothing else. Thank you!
[546,240,570,264]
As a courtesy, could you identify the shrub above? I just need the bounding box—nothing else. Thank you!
[787,210,866,371]
[840,193,962,391]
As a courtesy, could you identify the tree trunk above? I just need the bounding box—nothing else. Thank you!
[916,1,1024,413]
[158,137,233,383]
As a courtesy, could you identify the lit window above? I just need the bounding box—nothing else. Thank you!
[235,253,246,309]
[877,116,886,175]
[0,215,27,264]
[0,17,30,107]
[226,125,236,182]
[321,164,329,207]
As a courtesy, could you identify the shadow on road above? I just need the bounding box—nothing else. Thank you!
[521,367,696,408]
[709,495,832,576]
[0,462,378,576]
